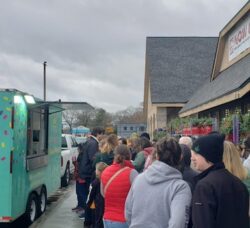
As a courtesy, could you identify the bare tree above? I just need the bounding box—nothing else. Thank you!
[113,103,145,124]
[90,108,112,128]
[76,110,94,127]
[62,110,79,133]
[62,103,145,133]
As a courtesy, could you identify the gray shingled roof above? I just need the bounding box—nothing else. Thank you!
[180,54,250,114]
[146,37,218,103]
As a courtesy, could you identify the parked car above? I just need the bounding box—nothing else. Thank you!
[61,134,78,187]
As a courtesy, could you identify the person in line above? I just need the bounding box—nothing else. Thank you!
[223,140,250,190]
[85,162,108,228]
[101,145,138,228]
[140,132,150,141]
[127,138,138,161]
[118,137,127,145]
[93,134,118,168]
[78,127,105,219]
[179,144,198,192]
[223,140,250,225]
[125,137,191,228]
[133,137,154,173]
[179,136,193,149]
[71,142,88,213]
[191,134,249,228]
[243,135,250,170]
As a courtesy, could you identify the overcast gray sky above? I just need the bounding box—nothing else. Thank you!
[0,0,248,112]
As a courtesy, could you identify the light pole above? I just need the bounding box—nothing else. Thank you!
[43,61,47,101]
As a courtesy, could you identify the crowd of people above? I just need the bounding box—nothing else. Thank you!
[71,127,250,228]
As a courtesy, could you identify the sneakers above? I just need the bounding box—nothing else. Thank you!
[72,206,83,212]
[79,212,85,220]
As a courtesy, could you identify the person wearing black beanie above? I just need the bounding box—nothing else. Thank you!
[190,134,249,228]
[191,134,224,170]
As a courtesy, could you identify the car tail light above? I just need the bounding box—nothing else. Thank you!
[0,216,12,222]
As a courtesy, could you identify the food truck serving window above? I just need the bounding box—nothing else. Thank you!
[27,106,49,157]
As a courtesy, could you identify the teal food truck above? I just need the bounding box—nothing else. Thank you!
[0,89,62,225]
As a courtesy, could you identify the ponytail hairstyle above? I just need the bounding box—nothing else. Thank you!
[114,144,131,165]
[156,137,182,169]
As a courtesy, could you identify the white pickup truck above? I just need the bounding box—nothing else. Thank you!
[61,134,78,187]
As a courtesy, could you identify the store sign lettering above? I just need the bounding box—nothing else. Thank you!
[228,15,250,61]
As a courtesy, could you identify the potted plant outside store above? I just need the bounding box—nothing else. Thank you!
[204,118,213,134]
[190,118,201,135]
[241,113,250,138]
[220,115,233,141]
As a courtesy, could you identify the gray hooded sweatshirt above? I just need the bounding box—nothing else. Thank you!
[125,160,191,228]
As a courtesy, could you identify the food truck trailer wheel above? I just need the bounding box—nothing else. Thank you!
[38,187,47,215]
[25,193,38,225]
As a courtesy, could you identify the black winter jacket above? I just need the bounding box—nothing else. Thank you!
[79,136,99,179]
[86,178,104,228]
[192,163,249,228]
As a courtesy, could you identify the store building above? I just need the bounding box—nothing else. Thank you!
[179,2,250,122]
[143,37,218,137]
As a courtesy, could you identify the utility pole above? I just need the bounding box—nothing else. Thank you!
[43,61,47,101]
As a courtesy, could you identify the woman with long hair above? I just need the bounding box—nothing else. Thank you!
[223,140,250,223]
[93,134,118,167]
[223,140,249,183]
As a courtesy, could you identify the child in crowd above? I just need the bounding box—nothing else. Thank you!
[84,162,108,228]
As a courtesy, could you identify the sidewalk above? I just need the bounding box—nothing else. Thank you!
[31,184,83,228]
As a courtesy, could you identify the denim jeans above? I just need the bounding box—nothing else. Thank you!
[76,178,90,208]
[103,219,128,228]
